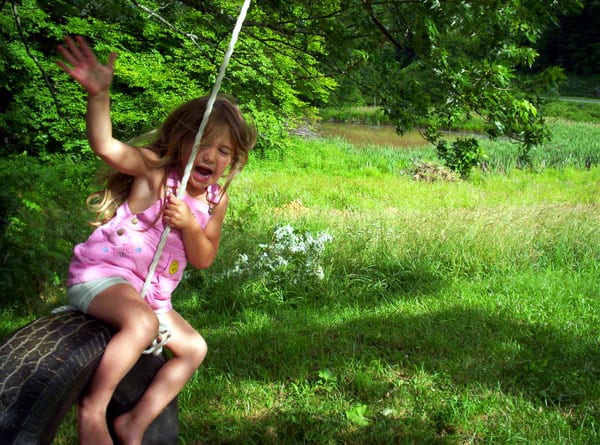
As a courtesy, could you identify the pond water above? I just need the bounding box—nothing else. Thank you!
[317,122,429,149]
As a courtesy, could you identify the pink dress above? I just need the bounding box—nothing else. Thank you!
[67,172,210,313]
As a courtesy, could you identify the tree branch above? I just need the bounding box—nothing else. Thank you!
[361,0,404,50]
[129,0,203,49]
[10,2,76,132]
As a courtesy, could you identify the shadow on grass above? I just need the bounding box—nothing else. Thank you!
[185,297,600,443]
[2,253,596,443]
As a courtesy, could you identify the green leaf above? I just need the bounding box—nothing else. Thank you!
[345,404,370,426]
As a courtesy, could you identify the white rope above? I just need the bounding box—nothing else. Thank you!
[142,0,252,355]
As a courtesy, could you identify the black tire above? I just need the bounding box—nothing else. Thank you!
[0,310,178,445]
[108,354,179,445]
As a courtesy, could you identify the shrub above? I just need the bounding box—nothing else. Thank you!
[0,154,95,308]
[435,137,486,179]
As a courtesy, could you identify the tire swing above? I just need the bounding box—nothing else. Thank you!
[0,310,177,445]
[0,1,251,443]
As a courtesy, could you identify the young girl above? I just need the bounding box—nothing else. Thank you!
[57,36,256,445]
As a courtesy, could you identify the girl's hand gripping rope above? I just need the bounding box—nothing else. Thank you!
[163,191,199,231]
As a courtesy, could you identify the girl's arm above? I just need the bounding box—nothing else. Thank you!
[164,194,229,269]
[57,36,152,176]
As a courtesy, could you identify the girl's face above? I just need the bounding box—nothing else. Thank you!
[183,128,234,198]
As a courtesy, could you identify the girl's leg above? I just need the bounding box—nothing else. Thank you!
[77,284,159,445]
[113,310,207,445]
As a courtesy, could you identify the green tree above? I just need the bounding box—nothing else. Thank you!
[0,0,336,158]
[0,0,586,166]
[315,0,584,171]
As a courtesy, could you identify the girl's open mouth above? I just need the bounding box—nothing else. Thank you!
[195,165,213,179]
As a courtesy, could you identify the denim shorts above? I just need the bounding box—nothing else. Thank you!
[67,277,129,313]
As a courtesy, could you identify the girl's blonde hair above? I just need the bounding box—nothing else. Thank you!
[87,95,256,225]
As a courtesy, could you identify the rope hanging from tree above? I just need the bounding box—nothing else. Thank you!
[142,0,252,355]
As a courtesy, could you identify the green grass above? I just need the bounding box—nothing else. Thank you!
[319,106,388,126]
[321,98,600,127]
[2,116,599,443]
[317,113,600,172]
[542,100,600,123]
[181,161,599,444]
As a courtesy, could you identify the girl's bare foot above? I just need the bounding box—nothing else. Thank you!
[113,412,144,445]
[77,400,113,445]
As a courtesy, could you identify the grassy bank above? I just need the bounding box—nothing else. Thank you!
[1,116,599,443]
[318,99,600,172]
[320,98,600,127]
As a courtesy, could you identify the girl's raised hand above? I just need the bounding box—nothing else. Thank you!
[57,36,117,96]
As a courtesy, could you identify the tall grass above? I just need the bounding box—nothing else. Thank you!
[319,106,388,126]
[1,117,598,443]
[178,138,597,443]
[317,118,600,173]
[319,99,600,172]
[174,151,599,444]
[321,99,600,126]
[480,119,600,172]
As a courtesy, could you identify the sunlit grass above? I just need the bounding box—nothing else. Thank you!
[5,117,600,444]
[168,138,599,443]
[317,115,600,173]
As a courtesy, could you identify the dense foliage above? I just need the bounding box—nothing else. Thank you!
[0,154,97,308]
[535,0,600,78]
[0,0,594,160]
